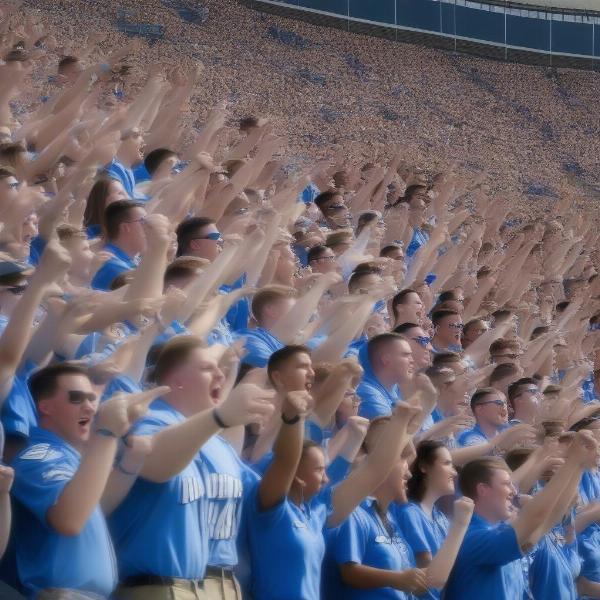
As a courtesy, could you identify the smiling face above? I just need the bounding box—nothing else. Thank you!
[477,467,517,522]
[435,314,463,348]
[423,446,457,497]
[473,392,508,428]
[296,445,329,500]
[37,373,98,448]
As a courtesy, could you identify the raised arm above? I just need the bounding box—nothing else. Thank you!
[258,391,312,510]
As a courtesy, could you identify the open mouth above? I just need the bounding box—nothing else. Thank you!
[305,381,313,392]
[210,386,221,401]
[78,417,91,427]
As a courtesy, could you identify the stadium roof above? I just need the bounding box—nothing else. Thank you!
[505,0,599,10]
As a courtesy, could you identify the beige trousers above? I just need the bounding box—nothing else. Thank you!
[203,574,242,600]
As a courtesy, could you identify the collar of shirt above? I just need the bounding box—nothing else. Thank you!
[103,242,138,268]
[25,426,80,461]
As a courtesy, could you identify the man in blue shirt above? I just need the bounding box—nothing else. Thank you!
[10,362,159,598]
[445,437,594,600]
[457,388,509,449]
[109,335,274,600]
[357,333,414,420]
[91,200,146,290]
[507,377,540,425]
[105,128,146,200]
[431,309,463,354]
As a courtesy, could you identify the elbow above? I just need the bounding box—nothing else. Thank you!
[426,574,446,590]
[49,518,84,537]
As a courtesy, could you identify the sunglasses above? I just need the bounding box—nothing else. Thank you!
[194,232,222,241]
[68,390,97,404]
[448,323,464,330]
[310,255,336,263]
[412,336,431,347]
[475,399,507,408]
[2,284,27,295]
[494,353,521,360]
[325,203,347,213]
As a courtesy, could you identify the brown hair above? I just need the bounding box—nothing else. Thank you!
[459,457,511,500]
[251,285,296,323]
[150,335,206,384]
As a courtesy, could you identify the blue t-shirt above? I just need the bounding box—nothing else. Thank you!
[444,513,524,600]
[236,327,284,368]
[327,498,415,600]
[221,276,250,332]
[393,502,449,600]
[530,525,579,600]
[91,243,138,291]
[109,399,210,579]
[457,422,501,449]
[199,435,259,568]
[11,427,117,597]
[245,484,334,600]
[1,372,37,440]
[105,159,137,199]
[406,228,429,259]
[579,524,600,584]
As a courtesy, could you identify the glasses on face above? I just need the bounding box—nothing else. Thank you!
[325,203,347,213]
[7,181,21,190]
[475,399,507,408]
[515,388,540,398]
[310,255,336,263]
[233,207,249,215]
[126,217,146,225]
[68,390,97,404]
[412,336,432,347]
[194,232,223,242]
[448,323,464,330]
[494,353,521,360]
[1,284,27,295]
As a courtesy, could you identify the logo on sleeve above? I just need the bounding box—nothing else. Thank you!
[20,444,63,462]
[42,467,75,482]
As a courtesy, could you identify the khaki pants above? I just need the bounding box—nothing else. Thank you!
[37,591,105,600]
[116,581,207,600]
[203,574,241,600]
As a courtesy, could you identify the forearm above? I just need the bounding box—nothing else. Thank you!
[340,563,403,590]
[48,434,117,535]
[101,469,139,515]
[577,577,600,599]
[123,248,168,302]
[450,443,493,467]
[426,520,469,588]
[575,504,600,534]
[139,409,221,482]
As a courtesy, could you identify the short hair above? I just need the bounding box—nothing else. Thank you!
[407,440,447,502]
[29,362,89,403]
[144,148,177,176]
[57,224,86,243]
[431,309,460,327]
[367,333,408,367]
[4,49,29,62]
[356,211,378,236]
[0,142,26,169]
[570,416,600,432]
[459,457,510,500]
[314,189,341,211]
[492,310,513,324]
[489,363,520,386]
[393,322,420,336]
[432,352,462,367]
[507,377,538,406]
[470,387,500,411]
[58,55,79,73]
[543,384,562,396]
[176,217,215,257]
[425,365,455,384]
[0,167,16,181]
[251,285,296,323]
[348,268,381,294]
[239,116,260,131]
[150,335,205,384]
[556,301,570,314]
[307,245,330,263]
[380,244,403,258]
[391,289,418,315]
[85,176,121,229]
[438,290,459,303]
[164,256,205,287]
[109,271,134,291]
[267,345,311,385]
[325,230,353,249]
[504,448,533,472]
[403,184,428,203]
[489,338,519,356]
[531,326,550,340]
[103,200,143,240]
[463,318,487,335]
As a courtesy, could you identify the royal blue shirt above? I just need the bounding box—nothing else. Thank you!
[11,427,117,597]
[91,242,138,290]
[199,435,259,568]
[579,524,600,584]
[236,327,284,368]
[393,502,449,600]
[530,525,579,600]
[109,399,209,580]
[457,422,504,449]
[328,498,415,600]
[444,513,524,600]
[105,159,137,199]
[245,483,334,600]
[1,373,37,440]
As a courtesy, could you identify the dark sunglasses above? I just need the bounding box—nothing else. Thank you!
[310,255,336,263]
[194,232,222,241]
[412,336,431,347]
[325,203,347,213]
[68,390,97,404]
[3,284,27,295]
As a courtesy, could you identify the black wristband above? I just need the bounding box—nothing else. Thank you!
[212,408,230,429]
[281,413,300,425]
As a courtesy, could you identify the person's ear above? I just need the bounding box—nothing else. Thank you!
[294,475,306,488]
[37,398,52,418]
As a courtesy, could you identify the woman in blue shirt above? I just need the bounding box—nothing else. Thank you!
[245,345,421,600]
[83,176,129,239]
[395,441,456,600]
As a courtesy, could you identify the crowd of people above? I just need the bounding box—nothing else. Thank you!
[0,3,600,600]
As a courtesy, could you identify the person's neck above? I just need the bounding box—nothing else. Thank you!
[432,334,451,351]
[513,409,533,425]
[164,392,204,418]
[420,487,441,518]
[115,151,134,168]
[40,421,82,451]
[373,485,397,513]
[474,503,501,525]
[436,396,455,417]
[478,419,501,439]
[289,482,303,506]
[373,367,397,390]
[108,238,135,258]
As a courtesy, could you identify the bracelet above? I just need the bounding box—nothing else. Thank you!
[95,427,118,438]
[281,413,300,425]
[116,462,140,477]
[212,408,230,429]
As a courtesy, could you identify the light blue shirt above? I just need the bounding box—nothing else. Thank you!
[109,399,210,579]
[236,327,284,368]
[1,372,37,441]
[444,513,525,600]
[11,427,117,597]
[91,242,138,291]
